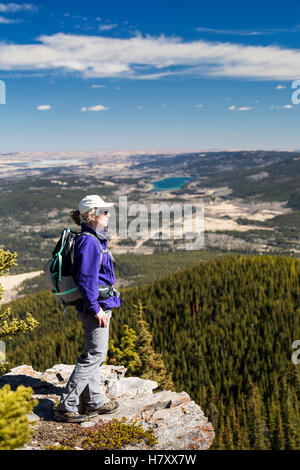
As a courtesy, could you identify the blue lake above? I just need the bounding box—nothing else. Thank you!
[150,176,194,192]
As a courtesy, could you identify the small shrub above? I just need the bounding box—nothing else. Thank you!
[49,417,157,450]
[0,384,38,450]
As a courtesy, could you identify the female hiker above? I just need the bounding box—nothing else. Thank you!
[54,194,123,423]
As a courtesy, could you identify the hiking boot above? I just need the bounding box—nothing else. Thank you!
[54,409,89,423]
[84,399,119,417]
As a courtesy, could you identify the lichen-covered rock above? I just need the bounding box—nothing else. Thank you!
[0,364,215,450]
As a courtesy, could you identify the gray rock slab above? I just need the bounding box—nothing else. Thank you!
[1,363,215,450]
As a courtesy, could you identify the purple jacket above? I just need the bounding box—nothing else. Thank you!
[71,222,123,315]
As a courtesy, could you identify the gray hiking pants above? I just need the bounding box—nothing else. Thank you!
[57,309,112,412]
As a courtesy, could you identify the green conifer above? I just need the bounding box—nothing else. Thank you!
[248,382,266,449]
[132,300,175,391]
[0,249,38,373]
[0,384,38,450]
[106,324,142,374]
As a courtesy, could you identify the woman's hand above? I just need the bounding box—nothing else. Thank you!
[94,311,109,327]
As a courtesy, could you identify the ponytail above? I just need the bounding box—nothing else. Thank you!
[69,210,81,226]
[69,208,95,226]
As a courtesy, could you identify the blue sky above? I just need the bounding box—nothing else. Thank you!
[0,0,300,152]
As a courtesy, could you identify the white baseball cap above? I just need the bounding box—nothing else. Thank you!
[79,195,115,214]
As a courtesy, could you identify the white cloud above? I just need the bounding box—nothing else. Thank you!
[81,104,108,111]
[98,23,118,31]
[270,104,293,109]
[91,84,106,88]
[228,105,252,111]
[194,104,204,108]
[0,3,37,12]
[0,3,37,24]
[0,32,300,81]
[196,26,268,36]
[196,25,300,35]
[36,104,51,110]
[0,15,20,23]
[276,84,286,89]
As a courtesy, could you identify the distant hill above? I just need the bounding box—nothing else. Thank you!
[0,150,299,274]
[198,154,300,209]
[131,150,298,175]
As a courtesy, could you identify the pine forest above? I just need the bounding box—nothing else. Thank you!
[3,254,300,450]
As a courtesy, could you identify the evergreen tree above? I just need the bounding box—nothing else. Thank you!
[0,385,38,450]
[224,415,234,449]
[106,324,142,374]
[132,300,175,392]
[0,250,38,374]
[246,382,266,450]
[282,388,298,449]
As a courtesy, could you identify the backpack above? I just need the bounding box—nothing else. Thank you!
[43,227,116,315]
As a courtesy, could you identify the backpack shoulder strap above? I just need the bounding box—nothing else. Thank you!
[77,231,116,269]
[52,228,71,283]
[80,231,116,264]
[79,231,104,270]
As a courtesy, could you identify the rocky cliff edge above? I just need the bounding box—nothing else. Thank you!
[0,363,215,450]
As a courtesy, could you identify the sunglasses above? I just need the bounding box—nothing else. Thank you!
[95,208,110,216]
